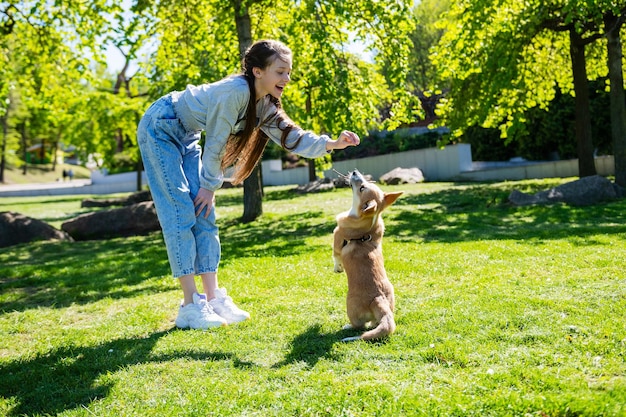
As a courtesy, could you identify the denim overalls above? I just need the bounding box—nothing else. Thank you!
[137,94,220,278]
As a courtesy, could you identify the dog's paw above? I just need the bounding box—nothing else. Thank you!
[333,257,344,273]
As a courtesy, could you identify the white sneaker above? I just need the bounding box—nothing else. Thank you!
[175,293,227,329]
[209,288,250,324]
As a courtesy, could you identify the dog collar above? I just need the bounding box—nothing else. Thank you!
[353,234,372,242]
[343,234,372,247]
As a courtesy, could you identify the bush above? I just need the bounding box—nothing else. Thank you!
[332,129,445,162]
[107,153,137,175]
[460,126,517,161]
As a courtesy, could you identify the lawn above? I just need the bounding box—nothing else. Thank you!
[0,178,625,416]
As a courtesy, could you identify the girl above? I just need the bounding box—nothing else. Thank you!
[137,39,360,330]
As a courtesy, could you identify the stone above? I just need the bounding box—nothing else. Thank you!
[379,167,425,185]
[61,201,161,240]
[508,175,624,206]
[0,211,73,248]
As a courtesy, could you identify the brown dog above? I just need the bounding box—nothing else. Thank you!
[333,169,402,341]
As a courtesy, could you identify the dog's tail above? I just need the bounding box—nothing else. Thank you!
[361,311,395,341]
[342,303,395,342]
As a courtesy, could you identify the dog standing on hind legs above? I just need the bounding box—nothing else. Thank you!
[333,169,403,342]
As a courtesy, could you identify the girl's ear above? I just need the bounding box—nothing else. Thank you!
[253,67,262,78]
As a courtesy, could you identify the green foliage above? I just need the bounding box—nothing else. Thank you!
[431,0,622,137]
[333,129,445,161]
[405,0,451,94]
[1,0,421,180]
[1,180,626,415]
[462,83,614,161]
[460,126,517,162]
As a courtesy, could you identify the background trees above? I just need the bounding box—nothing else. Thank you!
[432,0,626,186]
[1,0,625,207]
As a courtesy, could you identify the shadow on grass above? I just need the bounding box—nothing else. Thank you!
[223,183,626,247]
[0,329,254,417]
[272,324,357,369]
[219,210,333,265]
[387,185,626,244]
[0,233,172,313]
[0,208,332,313]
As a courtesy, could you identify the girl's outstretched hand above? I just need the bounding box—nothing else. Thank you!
[328,131,360,151]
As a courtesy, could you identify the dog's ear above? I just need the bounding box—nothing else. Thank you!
[383,192,403,209]
[362,199,378,214]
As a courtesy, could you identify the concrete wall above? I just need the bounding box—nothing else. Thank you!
[328,144,473,181]
[261,144,474,185]
[261,160,310,186]
[457,155,615,182]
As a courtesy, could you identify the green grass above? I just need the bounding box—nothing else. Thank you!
[1,178,625,416]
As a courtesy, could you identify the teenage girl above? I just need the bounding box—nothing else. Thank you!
[137,39,360,329]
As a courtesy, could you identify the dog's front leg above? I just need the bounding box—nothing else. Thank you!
[332,227,344,273]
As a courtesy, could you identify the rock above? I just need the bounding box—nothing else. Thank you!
[0,212,73,248]
[508,175,624,206]
[61,201,161,240]
[81,190,152,208]
[380,167,425,185]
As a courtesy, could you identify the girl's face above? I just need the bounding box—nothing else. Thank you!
[253,55,292,100]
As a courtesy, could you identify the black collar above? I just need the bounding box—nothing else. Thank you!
[342,234,372,247]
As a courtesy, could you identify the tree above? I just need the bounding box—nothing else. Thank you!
[432,0,625,179]
[0,0,120,180]
[604,10,626,187]
[404,0,451,121]
[232,0,263,223]
[148,0,417,222]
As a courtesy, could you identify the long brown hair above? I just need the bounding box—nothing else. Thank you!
[221,40,303,185]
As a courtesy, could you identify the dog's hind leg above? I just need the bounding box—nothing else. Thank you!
[359,297,396,341]
[341,302,374,342]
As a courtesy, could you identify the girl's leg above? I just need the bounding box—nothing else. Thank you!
[137,99,199,279]
[179,274,199,306]
[182,141,221,278]
[200,272,218,300]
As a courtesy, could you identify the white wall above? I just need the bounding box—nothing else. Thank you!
[261,144,474,186]
[458,155,614,181]
[327,144,472,181]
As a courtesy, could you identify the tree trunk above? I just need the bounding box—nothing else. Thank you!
[115,128,124,153]
[0,115,7,183]
[233,0,252,57]
[604,13,626,187]
[233,0,263,222]
[569,29,597,177]
[136,159,143,192]
[308,161,316,181]
[242,164,263,223]
[21,123,27,175]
